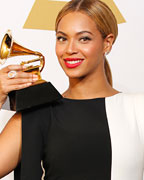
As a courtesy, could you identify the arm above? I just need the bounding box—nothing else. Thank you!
[0,112,21,178]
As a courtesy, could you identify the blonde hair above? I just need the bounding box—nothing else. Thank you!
[55,0,118,86]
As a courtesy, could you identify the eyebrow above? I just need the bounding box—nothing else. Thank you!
[56,31,93,36]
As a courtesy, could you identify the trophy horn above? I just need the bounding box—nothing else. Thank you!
[0,30,45,72]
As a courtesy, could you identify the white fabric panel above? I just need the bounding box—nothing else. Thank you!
[106,93,144,180]
[134,94,144,148]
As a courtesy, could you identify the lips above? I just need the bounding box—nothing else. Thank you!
[64,58,84,68]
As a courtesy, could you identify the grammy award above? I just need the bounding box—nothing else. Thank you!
[0,30,62,111]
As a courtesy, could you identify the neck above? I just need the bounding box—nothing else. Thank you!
[63,63,119,99]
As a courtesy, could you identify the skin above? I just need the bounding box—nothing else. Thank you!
[56,12,119,99]
[0,12,119,178]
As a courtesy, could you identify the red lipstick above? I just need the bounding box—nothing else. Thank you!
[64,58,84,68]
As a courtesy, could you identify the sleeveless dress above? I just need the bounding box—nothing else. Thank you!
[14,92,144,180]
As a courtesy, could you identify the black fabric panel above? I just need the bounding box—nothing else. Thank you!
[15,82,62,111]
[14,97,112,180]
[14,164,21,180]
[14,104,51,180]
[44,98,112,180]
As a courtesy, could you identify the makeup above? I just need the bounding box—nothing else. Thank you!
[64,58,84,68]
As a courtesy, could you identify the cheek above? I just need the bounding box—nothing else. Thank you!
[81,44,101,59]
[55,44,65,68]
[55,43,64,58]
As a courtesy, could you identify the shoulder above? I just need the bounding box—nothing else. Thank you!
[0,112,22,134]
[105,93,144,133]
[22,104,51,122]
[130,93,144,120]
[21,104,52,139]
[106,92,144,104]
[120,92,144,110]
[4,112,22,129]
[106,92,144,115]
[117,92,144,106]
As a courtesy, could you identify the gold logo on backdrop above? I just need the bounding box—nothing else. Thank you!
[23,0,125,31]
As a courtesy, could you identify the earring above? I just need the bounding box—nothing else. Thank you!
[105,51,109,56]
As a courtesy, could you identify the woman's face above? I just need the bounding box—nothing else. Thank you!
[56,12,107,79]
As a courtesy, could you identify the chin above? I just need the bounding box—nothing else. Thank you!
[64,71,86,79]
[61,64,88,79]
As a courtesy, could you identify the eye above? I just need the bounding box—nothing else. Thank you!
[57,36,67,42]
[79,36,91,42]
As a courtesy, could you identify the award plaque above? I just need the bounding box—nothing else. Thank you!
[0,30,62,111]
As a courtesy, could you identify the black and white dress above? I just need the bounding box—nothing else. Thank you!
[14,92,144,180]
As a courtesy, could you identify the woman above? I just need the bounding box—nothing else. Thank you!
[1,0,144,179]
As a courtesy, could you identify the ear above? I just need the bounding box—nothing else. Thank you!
[103,33,115,55]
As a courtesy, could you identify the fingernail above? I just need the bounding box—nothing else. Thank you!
[22,65,26,69]
[33,78,38,81]
[33,74,38,78]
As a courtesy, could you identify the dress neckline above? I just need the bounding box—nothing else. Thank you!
[62,92,122,102]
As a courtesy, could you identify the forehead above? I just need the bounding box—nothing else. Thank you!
[57,12,99,33]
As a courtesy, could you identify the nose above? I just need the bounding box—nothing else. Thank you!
[66,39,78,55]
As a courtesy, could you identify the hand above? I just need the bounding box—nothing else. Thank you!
[0,65,38,108]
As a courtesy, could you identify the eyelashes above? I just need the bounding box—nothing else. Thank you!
[56,36,92,43]
[79,36,92,42]
[57,36,67,42]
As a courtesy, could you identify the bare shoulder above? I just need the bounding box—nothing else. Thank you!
[11,112,21,121]
[11,112,21,124]
[1,112,22,134]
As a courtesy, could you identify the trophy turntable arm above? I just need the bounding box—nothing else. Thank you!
[21,56,44,71]
[20,56,43,65]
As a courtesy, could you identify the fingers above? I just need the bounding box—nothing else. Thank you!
[1,69,38,84]
[2,65,24,73]
[0,65,40,107]
[6,76,38,86]
[0,65,39,95]
[2,75,38,94]
[3,82,34,92]
[7,70,38,82]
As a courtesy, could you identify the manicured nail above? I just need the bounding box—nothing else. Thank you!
[22,65,26,69]
[33,78,38,81]
[33,74,38,78]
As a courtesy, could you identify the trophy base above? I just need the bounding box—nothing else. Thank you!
[8,82,62,112]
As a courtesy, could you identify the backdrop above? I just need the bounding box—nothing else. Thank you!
[0,0,144,179]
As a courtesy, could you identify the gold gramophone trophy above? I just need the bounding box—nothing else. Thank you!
[0,30,62,111]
